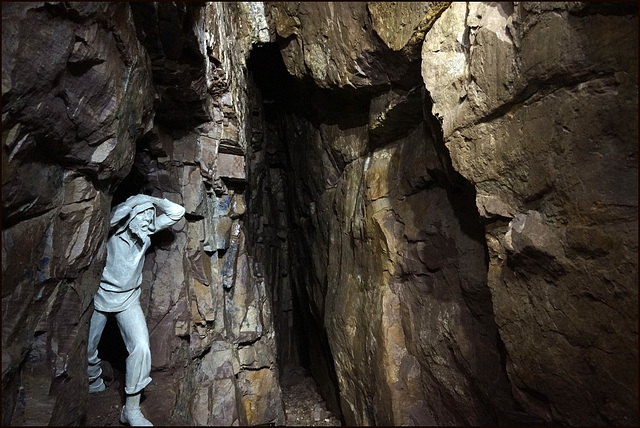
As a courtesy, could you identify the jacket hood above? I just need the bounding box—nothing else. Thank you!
[110,200,156,235]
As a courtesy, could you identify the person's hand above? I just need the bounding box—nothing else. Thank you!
[110,194,153,227]
[124,194,152,209]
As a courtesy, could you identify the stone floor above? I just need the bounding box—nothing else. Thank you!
[280,365,342,426]
[85,364,342,426]
[85,366,178,426]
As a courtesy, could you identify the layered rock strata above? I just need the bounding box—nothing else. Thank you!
[3,2,284,425]
[2,2,637,427]
[3,4,153,424]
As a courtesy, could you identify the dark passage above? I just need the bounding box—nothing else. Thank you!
[245,42,345,423]
[244,38,529,426]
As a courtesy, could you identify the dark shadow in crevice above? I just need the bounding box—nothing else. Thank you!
[246,42,346,423]
[248,41,371,131]
[96,315,127,408]
[111,163,151,208]
[97,316,127,375]
[287,231,344,424]
[130,2,209,133]
[293,283,345,424]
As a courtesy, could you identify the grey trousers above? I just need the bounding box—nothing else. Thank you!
[87,304,152,395]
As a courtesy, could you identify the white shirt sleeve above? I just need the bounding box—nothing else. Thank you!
[154,198,185,231]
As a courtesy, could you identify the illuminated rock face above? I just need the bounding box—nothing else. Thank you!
[2,2,283,425]
[422,3,638,425]
[2,3,153,425]
[250,2,637,426]
[2,2,637,427]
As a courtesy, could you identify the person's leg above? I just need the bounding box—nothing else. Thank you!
[115,303,152,394]
[115,304,153,426]
[87,309,108,393]
[120,391,152,426]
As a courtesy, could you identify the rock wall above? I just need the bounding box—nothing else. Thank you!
[422,3,638,425]
[2,3,153,424]
[2,2,284,425]
[247,1,638,426]
[2,2,637,427]
[249,2,517,425]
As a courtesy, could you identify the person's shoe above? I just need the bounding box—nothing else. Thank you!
[120,406,153,426]
[88,377,105,393]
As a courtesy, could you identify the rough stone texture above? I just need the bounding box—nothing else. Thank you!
[248,1,638,427]
[122,2,285,425]
[2,3,153,425]
[4,2,637,427]
[250,104,516,424]
[266,2,449,90]
[3,2,284,426]
[368,2,450,52]
[422,2,638,425]
[248,2,518,425]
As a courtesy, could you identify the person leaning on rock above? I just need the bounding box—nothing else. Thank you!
[87,194,185,427]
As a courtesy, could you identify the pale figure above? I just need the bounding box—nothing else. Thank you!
[87,194,185,426]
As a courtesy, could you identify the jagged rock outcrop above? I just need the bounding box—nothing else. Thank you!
[3,2,284,425]
[269,1,449,91]
[248,2,517,425]
[2,3,153,424]
[2,2,637,427]
[422,3,638,425]
[247,1,638,426]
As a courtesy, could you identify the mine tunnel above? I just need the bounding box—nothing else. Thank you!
[2,2,638,427]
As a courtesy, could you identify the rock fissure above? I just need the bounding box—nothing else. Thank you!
[476,71,620,127]
[2,2,637,426]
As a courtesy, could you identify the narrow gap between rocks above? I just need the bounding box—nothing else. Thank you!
[83,33,342,424]
[245,42,346,426]
[86,163,178,426]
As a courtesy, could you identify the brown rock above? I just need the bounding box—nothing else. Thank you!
[237,368,285,426]
[368,2,448,52]
[422,3,638,425]
[3,2,287,427]
[216,152,247,181]
[268,2,388,88]
[6,2,635,427]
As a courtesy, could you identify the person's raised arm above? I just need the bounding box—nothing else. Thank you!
[150,197,185,232]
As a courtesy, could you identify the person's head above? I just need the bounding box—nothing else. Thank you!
[128,207,155,241]
[110,196,157,237]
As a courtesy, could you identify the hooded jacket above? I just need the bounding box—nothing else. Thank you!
[110,198,157,235]
[99,198,157,295]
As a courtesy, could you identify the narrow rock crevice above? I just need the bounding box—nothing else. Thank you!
[245,34,518,425]
[245,42,345,423]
